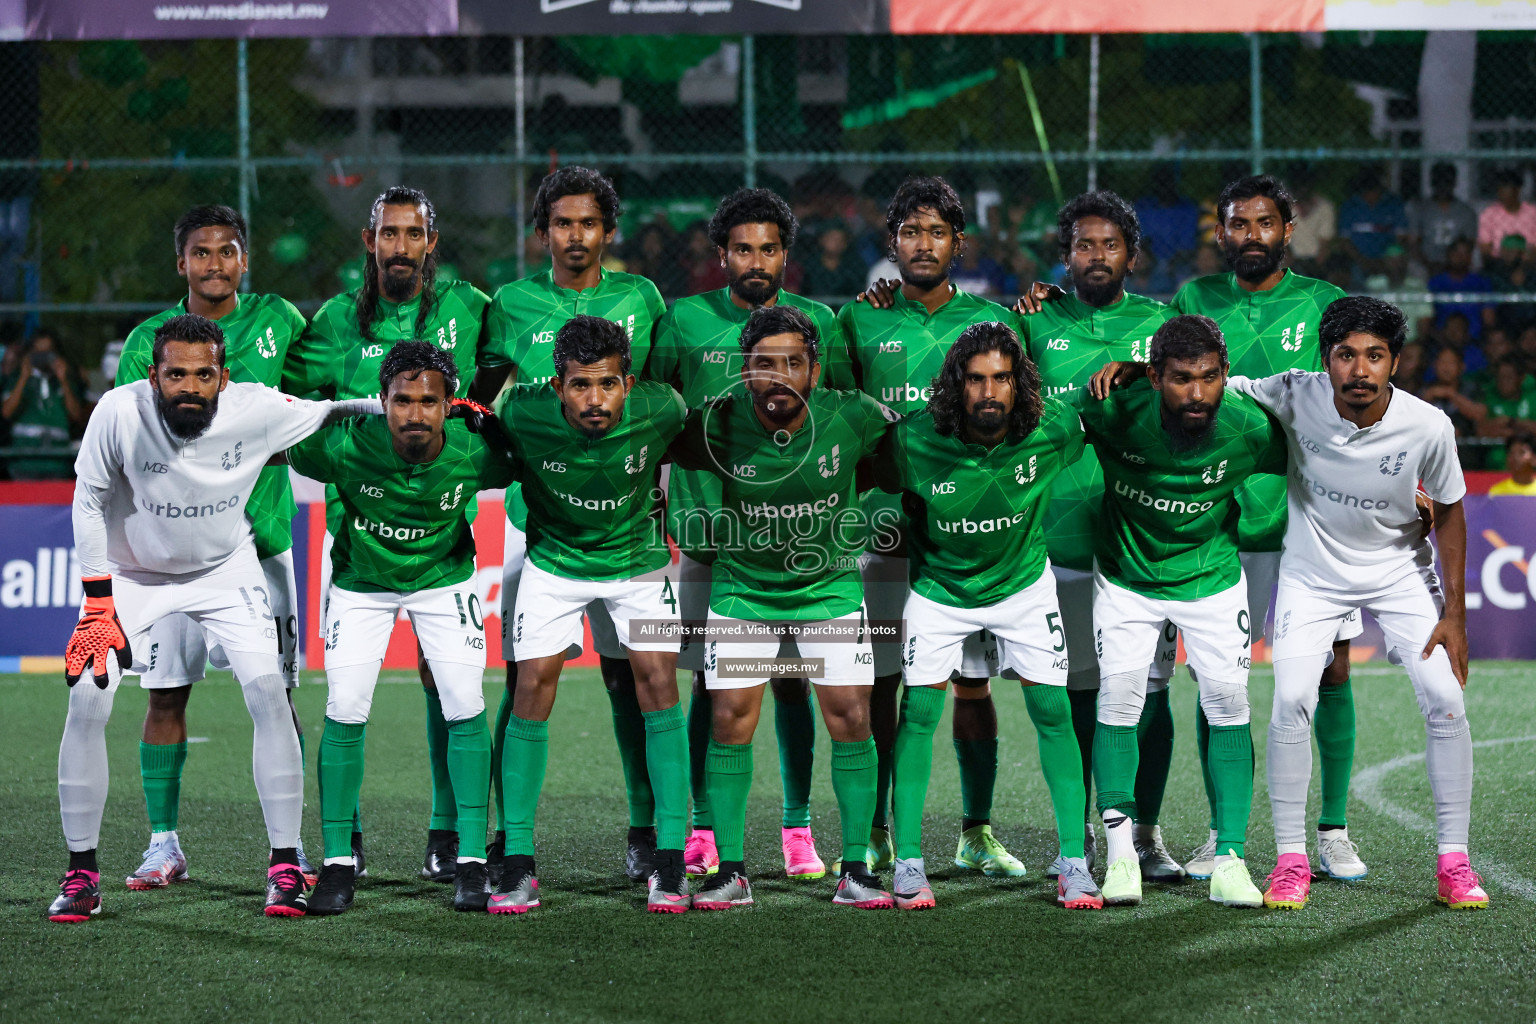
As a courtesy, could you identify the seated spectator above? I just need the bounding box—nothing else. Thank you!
[1489,432,1536,494]
[1408,162,1478,273]
[801,223,869,300]
[1477,167,1536,263]
[1365,244,1432,335]
[1135,167,1201,269]
[1486,234,1536,337]
[625,222,686,300]
[1519,325,1536,374]
[1001,248,1039,298]
[1,329,85,480]
[1338,165,1408,274]
[1473,358,1536,451]
[1473,328,1514,393]
[949,238,1006,297]
[1419,346,1480,435]
[1392,341,1428,395]
[680,221,727,297]
[1180,243,1223,288]
[1427,238,1494,342]
[1288,172,1337,277]
[1434,312,1487,377]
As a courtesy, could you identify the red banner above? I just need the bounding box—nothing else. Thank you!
[889,0,1325,34]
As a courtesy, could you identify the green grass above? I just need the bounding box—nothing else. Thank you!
[3,664,1535,1023]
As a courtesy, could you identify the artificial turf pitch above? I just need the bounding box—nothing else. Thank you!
[2,664,1534,1023]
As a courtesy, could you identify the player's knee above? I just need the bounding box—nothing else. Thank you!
[1096,670,1146,727]
[436,682,486,723]
[1320,654,1351,687]
[146,685,191,719]
[1144,672,1171,694]
[326,688,373,726]
[953,676,991,697]
[1198,677,1250,727]
[240,673,290,720]
[899,684,945,730]
[67,679,117,725]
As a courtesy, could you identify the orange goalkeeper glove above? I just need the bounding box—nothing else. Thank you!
[64,576,132,688]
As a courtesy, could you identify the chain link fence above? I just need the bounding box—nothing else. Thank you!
[3,31,1535,470]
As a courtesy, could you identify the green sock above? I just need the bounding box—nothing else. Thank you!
[830,738,878,868]
[490,688,513,832]
[423,688,457,832]
[706,740,753,863]
[1196,701,1218,830]
[1024,686,1087,859]
[688,686,713,829]
[501,714,548,857]
[139,741,187,834]
[445,713,491,860]
[605,662,655,829]
[953,736,999,824]
[1207,722,1254,860]
[775,690,815,829]
[891,686,945,860]
[319,719,366,860]
[1067,687,1099,819]
[642,703,689,850]
[1315,680,1356,828]
[1092,723,1139,817]
[1134,687,1175,827]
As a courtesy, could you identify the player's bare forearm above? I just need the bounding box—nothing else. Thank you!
[1424,498,1469,687]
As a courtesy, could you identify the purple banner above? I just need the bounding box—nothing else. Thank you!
[1463,495,1536,660]
[26,0,458,40]
[0,504,79,657]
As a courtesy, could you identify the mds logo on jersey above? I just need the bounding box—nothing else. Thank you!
[1015,456,1037,484]
[1379,450,1408,476]
[703,350,728,363]
[818,444,841,479]
[531,330,555,345]
[879,339,904,353]
[361,343,384,358]
[1045,338,1070,351]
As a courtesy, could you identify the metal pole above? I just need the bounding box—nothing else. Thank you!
[237,37,251,291]
[1249,34,1263,174]
[742,35,757,188]
[515,36,527,280]
[1087,34,1100,192]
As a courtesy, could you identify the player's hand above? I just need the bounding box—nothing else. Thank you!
[1012,281,1066,316]
[64,577,131,688]
[1422,612,1469,689]
[1088,360,1147,400]
[448,398,509,449]
[1414,489,1434,541]
[855,277,899,309]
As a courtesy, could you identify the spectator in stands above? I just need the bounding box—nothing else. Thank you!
[1474,329,1514,393]
[1180,242,1222,289]
[1436,312,1487,376]
[1392,341,1428,395]
[851,187,890,277]
[801,223,868,300]
[1135,167,1201,270]
[1338,164,1408,275]
[1488,432,1536,494]
[1001,248,1039,298]
[1477,167,1536,263]
[1,329,84,480]
[1408,162,1479,273]
[1420,345,1480,435]
[1365,243,1432,336]
[1486,234,1536,338]
[949,236,1006,297]
[681,220,728,296]
[1473,358,1536,450]
[1000,182,1057,267]
[1518,325,1536,375]
[625,222,686,300]
[1428,238,1494,342]
[1288,171,1337,277]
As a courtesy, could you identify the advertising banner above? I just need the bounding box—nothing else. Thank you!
[888,0,1326,34]
[25,0,459,40]
[459,0,885,35]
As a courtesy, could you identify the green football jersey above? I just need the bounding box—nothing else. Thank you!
[875,397,1085,608]
[118,293,307,560]
[481,267,665,532]
[1022,291,1172,572]
[645,287,852,560]
[839,286,1023,552]
[287,417,514,594]
[1080,379,1287,601]
[671,388,895,621]
[498,379,685,581]
[1172,269,1344,552]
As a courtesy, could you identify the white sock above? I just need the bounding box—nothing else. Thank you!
[58,672,120,852]
[457,856,487,865]
[151,829,177,844]
[228,651,304,849]
[1424,716,1473,850]
[1438,844,1469,856]
[1215,851,1237,865]
[1102,810,1135,863]
[1277,842,1307,857]
[324,856,353,866]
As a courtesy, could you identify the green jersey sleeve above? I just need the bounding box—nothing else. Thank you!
[283,300,344,399]
[116,321,158,386]
[285,422,339,482]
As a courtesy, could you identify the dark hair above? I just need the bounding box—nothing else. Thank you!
[1216,175,1294,226]
[1430,162,1458,190]
[708,187,797,251]
[153,313,226,368]
[885,175,966,238]
[1508,431,1536,454]
[1056,190,1141,263]
[1149,314,1228,372]
[1495,167,1524,190]
[379,340,458,397]
[1319,295,1408,362]
[553,314,631,379]
[928,321,1044,442]
[358,186,439,344]
[174,204,247,257]
[532,166,620,234]
[739,304,819,365]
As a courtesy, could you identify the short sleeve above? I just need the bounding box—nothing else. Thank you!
[480,289,514,370]
[642,278,667,324]
[1252,410,1290,475]
[643,308,681,386]
[1224,373,1295,421]
[283,309,339,399]
[835,303,865,391]
[265,390,345,453]
[1169,281,1193,315]
[1420,414,1468,505]
[669,407,714,472]
[818,308,855,390]
[285,422,337,482]
[1051,400,1087,465]
[872,423,905,494]
[854,391,899,458]
[115,323,156,386]
[278,298,308,340]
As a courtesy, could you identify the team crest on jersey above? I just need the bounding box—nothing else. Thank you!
[440,482,463,510]
[818,444,841,479]
[1201,459,1227,484]
[1379,450,1408,477]
[221,442,243,470]
[257,327,278,359]
[1015,456,1037,484]
[625,445,649,475]
[437,318,459,351]
[1280,321,1307,353]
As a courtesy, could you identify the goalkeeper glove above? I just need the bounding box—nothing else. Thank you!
[64,576,132,688]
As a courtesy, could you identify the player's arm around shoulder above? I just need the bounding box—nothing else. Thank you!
[283,297,344,398]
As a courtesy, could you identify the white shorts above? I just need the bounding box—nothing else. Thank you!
[863,552,998,680]
[1272,570,1441,665]
[1054,565,1176,690]
[1093,572,1252,687]
[323,580,489,671]
[511,559,681,661]
[115,547,279,675]
[677,550,712,673]
[703,605,876,691]
[139,549,299,690]
[502,518,626,663]
[1240,550,1362,646]
[902,569,1069,687]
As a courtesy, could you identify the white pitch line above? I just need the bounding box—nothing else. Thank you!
[1352,734,1536,902]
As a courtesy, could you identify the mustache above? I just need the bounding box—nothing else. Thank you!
[1177,402,1215,416]
[384,255,419,270]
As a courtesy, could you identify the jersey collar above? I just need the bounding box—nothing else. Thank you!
[1228,267,1296,301]
[892,283,968,320]
[544,266,609,296]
